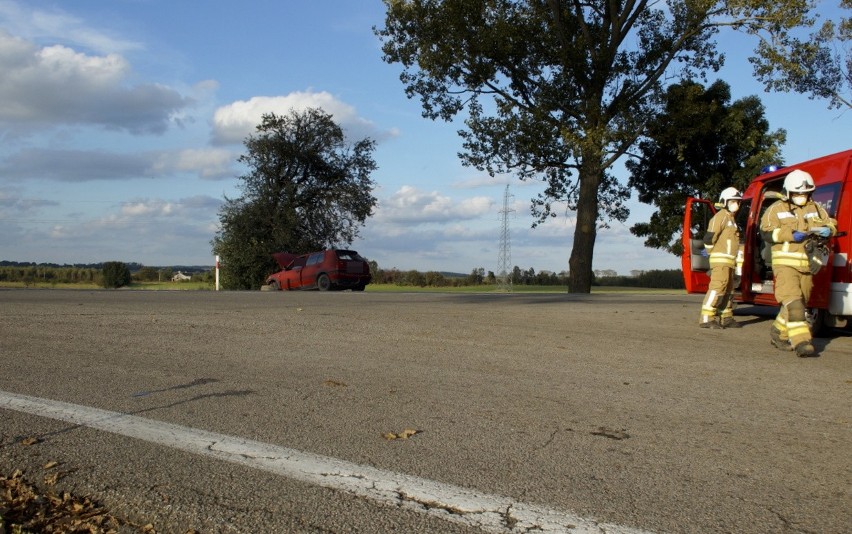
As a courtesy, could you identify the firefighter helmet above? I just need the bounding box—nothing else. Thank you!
[719,187,743,204]
[783,169,816,195]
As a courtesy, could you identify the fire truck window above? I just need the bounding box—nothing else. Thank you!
[690,201,712,239]
[813,182,840,217]
[735,199,750,229]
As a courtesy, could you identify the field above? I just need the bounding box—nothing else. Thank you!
[0,280,213,291]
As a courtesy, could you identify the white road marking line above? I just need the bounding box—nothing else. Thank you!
[0,390,650,533]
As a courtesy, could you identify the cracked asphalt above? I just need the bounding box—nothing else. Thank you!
[0,289,850,533]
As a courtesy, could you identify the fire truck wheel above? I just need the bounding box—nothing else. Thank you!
[806,307,826,337]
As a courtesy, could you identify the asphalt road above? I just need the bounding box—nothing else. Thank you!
[0,289,849,533]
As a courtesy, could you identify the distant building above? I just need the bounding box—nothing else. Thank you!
[171,271,191,282]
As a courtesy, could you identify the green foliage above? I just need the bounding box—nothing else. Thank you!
[749,1,852,109]
[627,80,786,255]
[134,266,160,282]
[466,267,485,285]
[376,0,810,293]
[191,270,214,283]
[370,264,680,289]
[0,266,99,285]
[211,109,378,290]
[100,261,132,289]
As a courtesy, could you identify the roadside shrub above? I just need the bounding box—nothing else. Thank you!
[100,261,132,288]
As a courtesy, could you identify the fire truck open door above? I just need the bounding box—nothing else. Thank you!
[681,197,716,294]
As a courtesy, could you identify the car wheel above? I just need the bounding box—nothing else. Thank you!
[353,284,365,291]
[317,274,331,291]
[268,280,280,291]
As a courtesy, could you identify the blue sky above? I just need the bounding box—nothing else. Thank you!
[0,1,849,276]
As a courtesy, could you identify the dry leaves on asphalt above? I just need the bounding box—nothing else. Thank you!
[382,428,419,440]
[1,468,122,533]
[0,468,201,534]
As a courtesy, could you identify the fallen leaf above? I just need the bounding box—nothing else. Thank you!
[20,436,41,446]
[382,428,420,440]
[44,461,59,470]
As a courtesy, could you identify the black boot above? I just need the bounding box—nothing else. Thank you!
[721,317,741,328]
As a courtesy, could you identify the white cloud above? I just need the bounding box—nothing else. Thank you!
[211,90,396,145]
[151,148,235,180]
[38,195,222,263]
[0,29,191,135]
[375,186,495,224]
[0,188,58,213]
[1,147,236,182]
[0,148,151,181]
[0,0,142,54]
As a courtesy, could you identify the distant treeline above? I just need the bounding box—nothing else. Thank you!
[0,260,209,272]
[371,264,684,289]
[0,263,214,286]
[0,266,100,284]
[1,261,684,290]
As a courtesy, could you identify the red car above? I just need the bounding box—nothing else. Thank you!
[265,249,371,291]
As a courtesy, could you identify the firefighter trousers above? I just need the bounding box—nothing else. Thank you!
[772,265,814,347]
[700,265,734,324]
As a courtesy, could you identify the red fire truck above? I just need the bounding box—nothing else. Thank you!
[682,149,852,334]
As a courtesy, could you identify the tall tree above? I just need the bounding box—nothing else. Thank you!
[750,1,852,109]
[376,0,813,292]
[212,109,378,290]
[627,80,786,255]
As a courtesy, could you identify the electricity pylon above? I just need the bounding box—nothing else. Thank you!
[497,184,514,292]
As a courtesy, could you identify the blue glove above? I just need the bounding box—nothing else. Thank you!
[700,249,709,257]
[811,227,831,238]
[792,231,807,242]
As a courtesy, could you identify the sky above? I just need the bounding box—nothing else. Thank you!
[0,1,850,276]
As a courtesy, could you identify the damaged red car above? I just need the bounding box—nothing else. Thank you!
[265,249,372,291]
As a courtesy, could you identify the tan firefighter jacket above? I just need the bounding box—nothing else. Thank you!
[703,208,740,268]
[759,199,837,273]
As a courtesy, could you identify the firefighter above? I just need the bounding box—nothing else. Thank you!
[760,169,837,357]
[699,187,743,329]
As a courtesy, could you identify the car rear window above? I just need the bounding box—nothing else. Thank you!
[336,250,364,261]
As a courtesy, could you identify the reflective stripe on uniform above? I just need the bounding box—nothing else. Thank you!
[709,253,736,268]
[701,290,718,316]
[787,320,810,343]
[773,315,788,336]
[771,251,809,270]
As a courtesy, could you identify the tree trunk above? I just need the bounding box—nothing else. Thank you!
[568,158,603,293]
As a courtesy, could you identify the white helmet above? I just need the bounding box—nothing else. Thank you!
[783,169,815,195]
[719,187,743,204]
